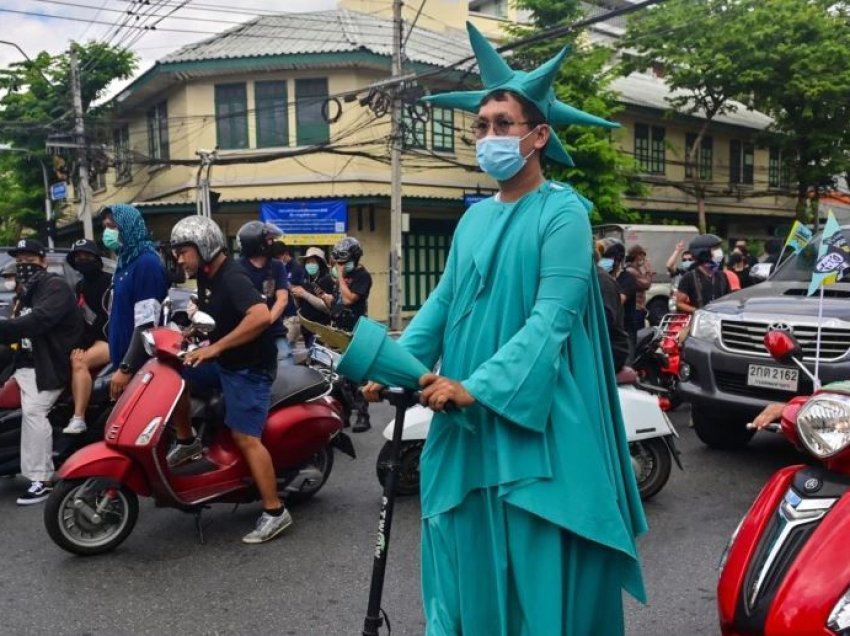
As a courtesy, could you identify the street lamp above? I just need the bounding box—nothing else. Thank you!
[0,144,55,248]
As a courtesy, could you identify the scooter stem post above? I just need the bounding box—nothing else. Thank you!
[362,388,417,636]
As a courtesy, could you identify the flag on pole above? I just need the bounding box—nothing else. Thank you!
[782,220,813,256]
[807,210,850,296]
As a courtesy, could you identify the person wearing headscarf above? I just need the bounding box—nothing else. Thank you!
[99,204,169,399]
[364,22,645,635]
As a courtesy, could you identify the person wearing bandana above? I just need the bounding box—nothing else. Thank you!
[0,239,83,505]
[364,23,646,635]
[64,239,112,435]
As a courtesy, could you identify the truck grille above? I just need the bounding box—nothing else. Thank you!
[720,320,850,361]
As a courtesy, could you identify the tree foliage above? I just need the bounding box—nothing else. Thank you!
[620,0,850,222]
[0,42,136,242]
[507,0,644,223]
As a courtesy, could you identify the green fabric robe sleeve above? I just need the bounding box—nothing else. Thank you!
[462,203,591,432]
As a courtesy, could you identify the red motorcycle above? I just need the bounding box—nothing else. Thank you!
[717,329,850,635]
[632,313,690,411]
[43,312,354,556]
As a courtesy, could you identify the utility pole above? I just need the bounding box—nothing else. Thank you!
[70,46,94,240]
[195,150,215,217]
[388,0,403,331]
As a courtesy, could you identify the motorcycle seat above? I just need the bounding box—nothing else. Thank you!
[270,366,329,410]
[616,367,639,385]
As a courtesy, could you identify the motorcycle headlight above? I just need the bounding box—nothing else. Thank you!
[828,586,850,633]
[796,393,850,458]
[718,514,745,572]
[690,309,721,342]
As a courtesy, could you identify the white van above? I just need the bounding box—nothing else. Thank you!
[593,224,700,325]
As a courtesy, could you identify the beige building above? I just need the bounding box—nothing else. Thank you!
[63,0,796,321]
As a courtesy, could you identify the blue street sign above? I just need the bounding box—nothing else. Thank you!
[50,181,67,200]
[463,193,490,208]
[260,199,348,245]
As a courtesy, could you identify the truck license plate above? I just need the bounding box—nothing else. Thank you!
[747,365,799,392]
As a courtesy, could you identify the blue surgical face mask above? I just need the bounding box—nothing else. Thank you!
[599,257,615,273]
[305,263,319,276]
[475,128,538,182]
[102,228,121,253]
[344,261,355,274]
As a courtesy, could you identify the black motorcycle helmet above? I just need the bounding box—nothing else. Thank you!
[689,234,723,264]
[236,221,283,258]
[66,238,103,269]
[331,236,363,265]
[599,237,626,264]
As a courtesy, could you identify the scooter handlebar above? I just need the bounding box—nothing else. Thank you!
[746,421,781,433]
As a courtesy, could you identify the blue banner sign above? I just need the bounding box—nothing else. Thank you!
[260,199,348,245]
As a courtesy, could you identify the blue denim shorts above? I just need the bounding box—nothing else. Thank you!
[182,363,273,438]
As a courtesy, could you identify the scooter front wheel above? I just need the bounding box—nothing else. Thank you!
[376,440,423,496]
[44,478,139,556]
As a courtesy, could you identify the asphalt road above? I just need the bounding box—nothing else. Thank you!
[0,403,805,636]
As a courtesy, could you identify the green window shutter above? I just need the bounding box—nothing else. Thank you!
[650,126,665,174]
[402,225,454,310]
[431,107,454,152]
[634,123,649,172]
[296,78,329,146]
[402,106,426,149]
[255,81,288,148]
[215,83,248,150]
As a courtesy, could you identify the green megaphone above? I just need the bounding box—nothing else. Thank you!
[337,318,428,389]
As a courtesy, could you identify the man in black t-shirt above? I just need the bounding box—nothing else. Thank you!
[328,236,373,431]
[676,234,730,314]
[168,216,292,545]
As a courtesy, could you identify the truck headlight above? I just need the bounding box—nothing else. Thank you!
[828,586,850,632]
[690,309,720,342]
[796,393,850,458]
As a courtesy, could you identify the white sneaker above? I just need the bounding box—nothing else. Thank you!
[242,509,293,544]
[62,416,87,435]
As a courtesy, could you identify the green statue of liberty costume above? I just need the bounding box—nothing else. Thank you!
[398,23,647,635]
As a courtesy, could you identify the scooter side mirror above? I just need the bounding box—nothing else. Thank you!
[749,262,773,283]
[764,330,802,364]
[191,311,216,334]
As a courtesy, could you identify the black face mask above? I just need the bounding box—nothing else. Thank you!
[15,262,44,287]
[74,260,102,277]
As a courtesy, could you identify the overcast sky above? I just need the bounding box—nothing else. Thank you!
[0,0,340,91]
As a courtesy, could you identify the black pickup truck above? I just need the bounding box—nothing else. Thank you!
[679,229,850,448]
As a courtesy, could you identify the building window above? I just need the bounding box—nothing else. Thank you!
[215,83,249,150]
[635,123,665,174]
[255,81,288,148]
[730,140,754,185]
[685,133,713,181]
[431,107,454,152]
[769,147,792,189]
[146,101,169,161]
[403,229,453,310]
[295,78,329,146]
[402,105,427,149]
[113,124,131,184]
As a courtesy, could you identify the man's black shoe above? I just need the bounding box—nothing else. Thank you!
[352,418,371,433]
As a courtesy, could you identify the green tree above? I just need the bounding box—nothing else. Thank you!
[0,42,136,242]
[619,0,751,232]
[507,0,644,223]
[733,0,850,223]
[620,0,850,225]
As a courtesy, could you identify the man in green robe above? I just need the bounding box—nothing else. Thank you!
[366,23,646,635]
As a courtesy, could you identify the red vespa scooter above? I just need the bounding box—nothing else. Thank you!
[43,310,354,556]
[717,330,850,635]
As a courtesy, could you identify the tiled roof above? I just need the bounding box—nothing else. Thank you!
[611,72,773,130]
[160,9,473,70]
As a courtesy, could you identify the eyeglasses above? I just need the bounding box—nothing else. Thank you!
[470,117,535,139]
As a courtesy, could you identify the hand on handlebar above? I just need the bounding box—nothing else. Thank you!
[749,402,785,430]
[362,381,384,403]
[183,343,220,367]
[419,373,475,412]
